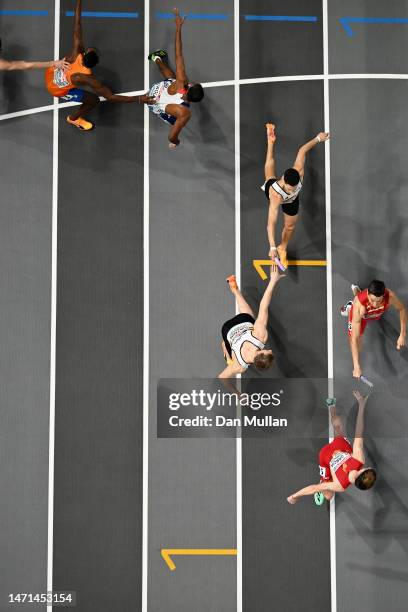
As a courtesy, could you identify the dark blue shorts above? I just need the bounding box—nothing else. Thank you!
[60,88,86,103]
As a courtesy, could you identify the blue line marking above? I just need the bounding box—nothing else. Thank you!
[244,15,318,22]
[155,12,229,21]
[0,9,48,16]
[65,11,139,19]
[340,16,408,37]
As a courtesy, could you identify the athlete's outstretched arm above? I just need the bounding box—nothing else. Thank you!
[0,58,69,71]
[173,8,188,88]
[350,298,363,378]
[253,266,284,334]
[267,198,280,259]
[352,390,368,463]
[293,132,329,178]
[72,74,154,103]
[67,0,84,62]
[287,481,341,504]
[389,290,407,349]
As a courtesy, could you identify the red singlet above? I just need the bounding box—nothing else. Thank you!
[319,437,363,490]
[348,288,390,336]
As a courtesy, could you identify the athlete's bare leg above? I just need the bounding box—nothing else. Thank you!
[264,123,277,180]
[155,58,176,80]
[280,213,298,250]
[234,289,255,317]
[226,276,255,317]
[68,90,99,121]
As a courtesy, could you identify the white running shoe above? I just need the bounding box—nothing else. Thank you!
[340,300,353,316]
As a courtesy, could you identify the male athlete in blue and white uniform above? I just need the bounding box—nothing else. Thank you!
[148,8,204,148]
[262,123,329,267]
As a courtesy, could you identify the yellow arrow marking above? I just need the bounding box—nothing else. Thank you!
[253,259,327,280]
[161,548,237,571]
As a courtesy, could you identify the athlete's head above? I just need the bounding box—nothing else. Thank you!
[283,168,300,192]
[367,279,386,307]
[354,468,377,491]
[253,349,274,371]
[83,48,100,68]
[186,83,204,103]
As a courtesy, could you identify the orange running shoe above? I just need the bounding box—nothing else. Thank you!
[277,245,288,268]
[67,115,94,131]
[226,275,238,291]
[266,122,276,143]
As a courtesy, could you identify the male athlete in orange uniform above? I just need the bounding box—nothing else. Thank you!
[45,0,154,130]
[287,391,376,504]
[341,280,407,379]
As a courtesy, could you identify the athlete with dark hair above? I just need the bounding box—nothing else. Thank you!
[148,8,204,148]
[262,123,329,267]
[341,280,407,378]
[218,265,284,379]
[45,0,154,131]
[287,391,376,504]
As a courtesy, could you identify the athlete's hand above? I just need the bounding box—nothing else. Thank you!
[173,7,186,27]
[168,142,179,149]
[139,94,156,105]
[397,334,406,350]
[53,59,70,70]
[269,245,278,260]
[287,495,298,505]
[353,365,362,379]
[316,132,330,142]
[352,390,367,405]
[269,264,285,284]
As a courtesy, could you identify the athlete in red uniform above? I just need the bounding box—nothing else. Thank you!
[287,391,376,504]
[45,0,154,131]
[341,279,407,378]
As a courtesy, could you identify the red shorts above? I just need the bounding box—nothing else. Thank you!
[319,436,352,481]
[347,305,381,337]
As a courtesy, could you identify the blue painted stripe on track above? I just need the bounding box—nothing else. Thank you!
[0,10,48,16]
[65,11,139,18]
[155,12,229,20]
[244,15,318,22]
[340,16,408,37]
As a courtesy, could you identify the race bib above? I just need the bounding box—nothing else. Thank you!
[53,68,69,88]
[330,451,350,472]
[319,465,328,479]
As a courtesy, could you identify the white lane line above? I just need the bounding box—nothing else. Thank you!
[234,2,242,612]
[142,1,150,611]
[3,72,408,123]
[322,2,337,612]
[47,1,60,608]
[239,74,324,85]
[329,73,408,80]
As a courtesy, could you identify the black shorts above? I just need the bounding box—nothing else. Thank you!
[264,178,300,216]
[221,313,255,358]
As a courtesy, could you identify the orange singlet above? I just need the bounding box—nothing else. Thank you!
[45,54,92,98]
